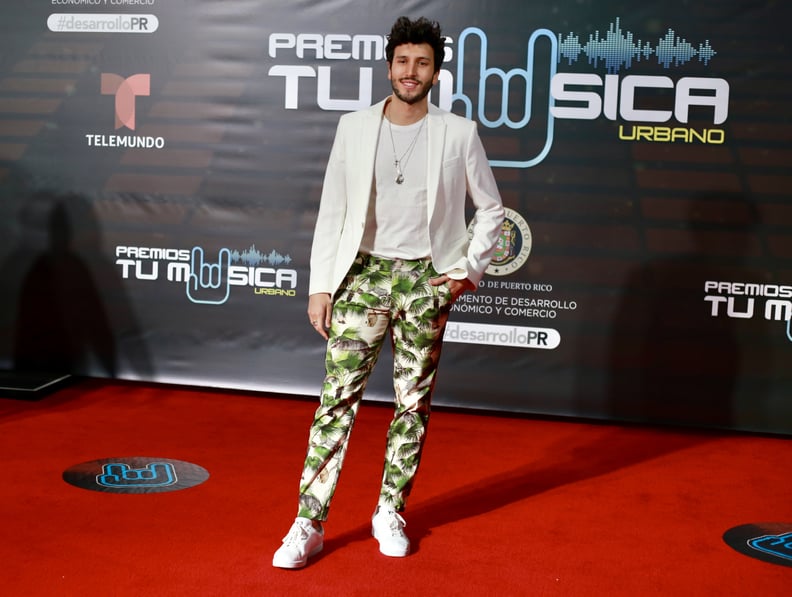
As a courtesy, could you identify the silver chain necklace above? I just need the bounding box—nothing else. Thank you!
[387,110,426,184]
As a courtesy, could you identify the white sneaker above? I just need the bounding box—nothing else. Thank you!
[371,508,410,557]
[272,517,324,569]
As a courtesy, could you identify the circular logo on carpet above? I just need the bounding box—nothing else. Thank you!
[723,522,792,567]
[63,457,209,494]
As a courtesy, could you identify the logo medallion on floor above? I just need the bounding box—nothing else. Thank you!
[63,457,209,493]
[723,523,792,567]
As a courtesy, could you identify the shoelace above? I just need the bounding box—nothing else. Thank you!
[384,511,407,535]
[282,521,312,545]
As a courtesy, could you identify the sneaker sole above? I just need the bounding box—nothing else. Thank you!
[272,543,323,569]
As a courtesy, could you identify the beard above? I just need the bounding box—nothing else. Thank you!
[391,77,434,105]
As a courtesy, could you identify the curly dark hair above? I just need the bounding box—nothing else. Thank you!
[385,16,445,72]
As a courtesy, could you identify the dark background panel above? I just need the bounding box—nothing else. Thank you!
[0,0,789,433]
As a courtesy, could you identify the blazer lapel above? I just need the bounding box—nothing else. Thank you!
[353,100,386,205]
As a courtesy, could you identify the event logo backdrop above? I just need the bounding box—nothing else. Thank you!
[1,1,789,434]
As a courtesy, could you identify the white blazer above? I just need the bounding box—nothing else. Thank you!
[309,98,505,296]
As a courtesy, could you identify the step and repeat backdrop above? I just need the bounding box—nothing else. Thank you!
[1,1,790,433]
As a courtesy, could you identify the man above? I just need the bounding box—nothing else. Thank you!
[273,16,504,569]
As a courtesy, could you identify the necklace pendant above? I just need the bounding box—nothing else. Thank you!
[396,173,404,184]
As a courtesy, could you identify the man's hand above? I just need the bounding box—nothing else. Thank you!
[307,293,332,340]
[429,275,476,303]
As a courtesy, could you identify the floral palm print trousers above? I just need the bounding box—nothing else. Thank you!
[297,254,453,521]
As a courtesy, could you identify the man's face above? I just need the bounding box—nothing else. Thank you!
[387,42,439,105]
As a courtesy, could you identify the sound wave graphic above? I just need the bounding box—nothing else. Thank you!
[232,245,292,267]
[558,18,716,73]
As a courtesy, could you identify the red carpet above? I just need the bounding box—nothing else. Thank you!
[1,379,789,595]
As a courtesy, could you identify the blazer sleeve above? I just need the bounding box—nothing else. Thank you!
[463,123,505,286]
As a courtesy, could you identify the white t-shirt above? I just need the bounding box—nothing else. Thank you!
[359,115,431,260]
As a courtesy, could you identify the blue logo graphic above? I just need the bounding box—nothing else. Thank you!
[65,457,208,493]
[748,532,792,561]
[187,246,232,305]
[453,27,558,169]
[184,245,295,305]
[557,18,716,73]
[455,19,719,168]
[96,462,177,488]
